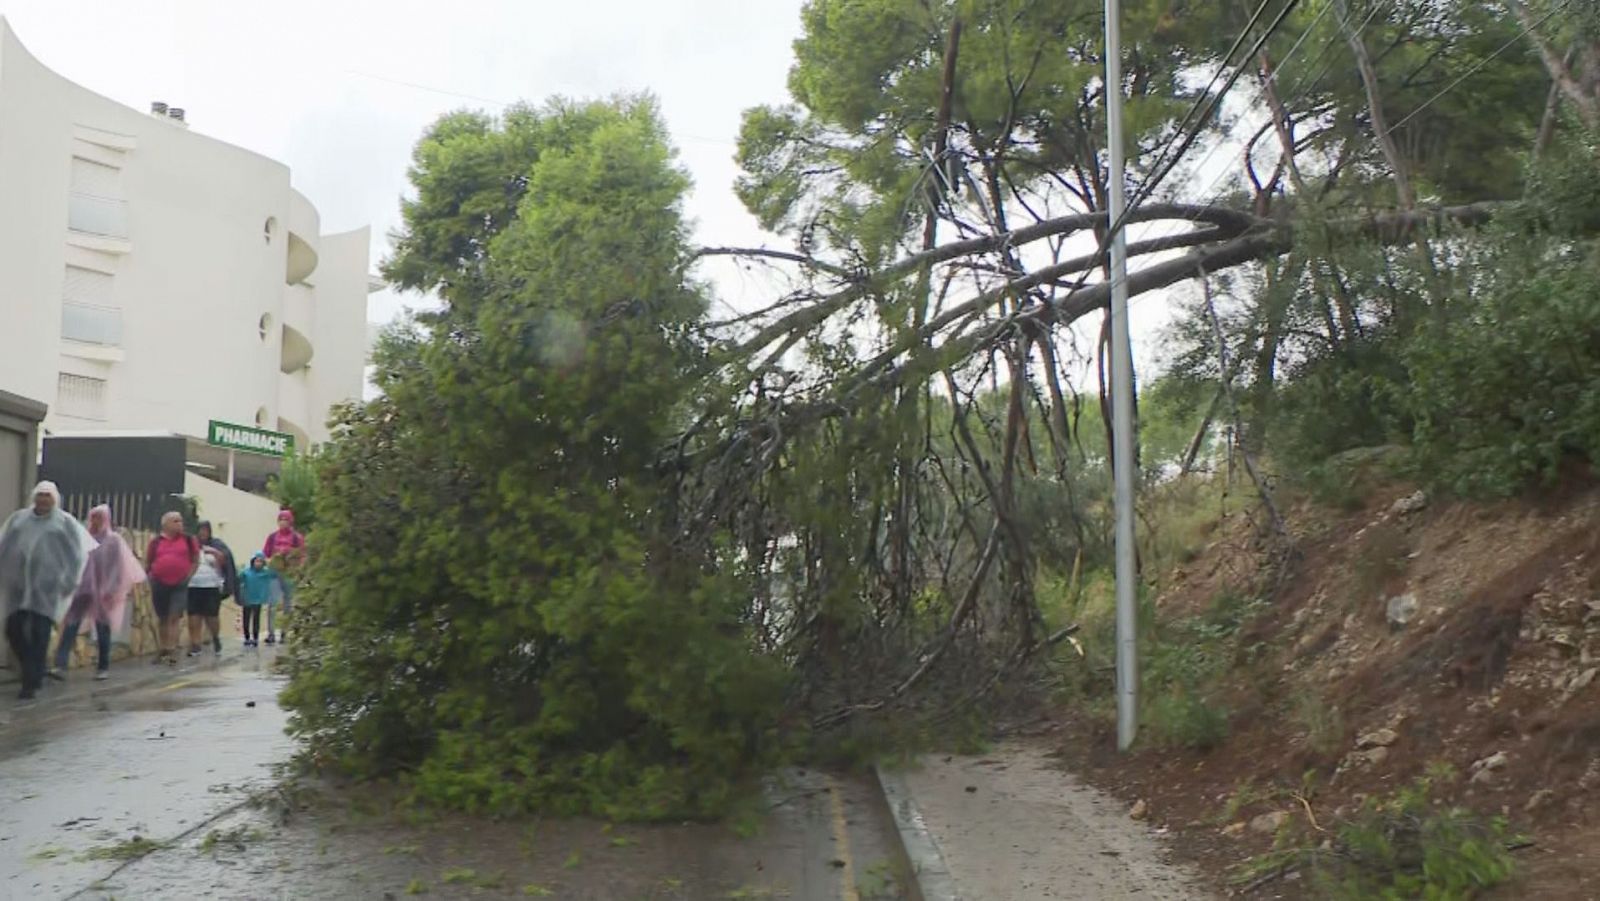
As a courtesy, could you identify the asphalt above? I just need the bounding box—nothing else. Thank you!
[0,646,910,900]
[880,740,1212,901]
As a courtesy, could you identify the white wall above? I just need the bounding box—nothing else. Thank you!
[0,18,369,450]
[184,471,280,561]
[307,227,372,440]
[0,21,72,410]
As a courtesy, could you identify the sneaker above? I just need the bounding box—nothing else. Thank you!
[187,647,201,658]
[18,687,36,701]
[153,653,167,665]
[264,634,276,645]
[45,669,65,682]
[94,670,109,682]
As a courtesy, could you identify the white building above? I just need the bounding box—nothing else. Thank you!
[0,18,374,469]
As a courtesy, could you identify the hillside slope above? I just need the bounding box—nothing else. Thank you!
[1053,475,1600,897]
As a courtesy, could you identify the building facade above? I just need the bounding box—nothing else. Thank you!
[0,18,373,455]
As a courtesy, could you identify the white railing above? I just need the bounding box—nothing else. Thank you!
[67,192,129,238]
[61,302,124,346]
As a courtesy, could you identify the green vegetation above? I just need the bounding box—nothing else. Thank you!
[1289,688,1346,758]
[266,447,321,530]
[279,0,1600,835]
[1238,767,1519,899]
[198,825,265,853]
[78,836,168,861]
[281,97,785,821]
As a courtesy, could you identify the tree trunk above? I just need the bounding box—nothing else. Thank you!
[1336,0,1416,209]
[1509,0,1600,131]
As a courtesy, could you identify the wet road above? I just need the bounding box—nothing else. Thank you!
[0,650,290,900]
[0,650,909,900]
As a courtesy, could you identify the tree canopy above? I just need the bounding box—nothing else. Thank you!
[283,1,1600,814]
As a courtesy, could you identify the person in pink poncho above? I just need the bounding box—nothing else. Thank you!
[51,505,145,681]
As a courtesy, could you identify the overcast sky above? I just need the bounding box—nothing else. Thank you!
[1,0,1222,381]
[0,0,805,324]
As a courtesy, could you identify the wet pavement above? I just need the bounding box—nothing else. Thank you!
[0,648,910,900]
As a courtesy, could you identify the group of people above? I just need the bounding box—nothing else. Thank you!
[0,481,305,699]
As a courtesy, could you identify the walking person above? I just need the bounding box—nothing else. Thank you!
[262,510,304,645]
[51,505,145,681]
[0,482,95,699]
[186,520,236,657]
[145,512,199,665]
[237,552,283,647]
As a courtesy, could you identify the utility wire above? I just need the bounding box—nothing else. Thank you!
[1388,0,1575,132]
[1034,0,1306,311]
[1123,0,1396,309]
[1126,0,1572,310]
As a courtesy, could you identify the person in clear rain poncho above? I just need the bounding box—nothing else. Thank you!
[0,482,96,699]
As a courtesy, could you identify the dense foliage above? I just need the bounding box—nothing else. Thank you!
[266,448,320,530]
[282,0,1600,824]
[281,98,784,818]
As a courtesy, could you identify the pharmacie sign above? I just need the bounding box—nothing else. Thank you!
[208,420,294,458]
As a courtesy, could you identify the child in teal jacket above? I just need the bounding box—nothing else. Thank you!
[237,552,282,648]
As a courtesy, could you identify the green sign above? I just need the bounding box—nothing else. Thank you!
[208,420,294,458]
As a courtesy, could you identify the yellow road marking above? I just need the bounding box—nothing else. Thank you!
[154,678,195,694]
[827,776,861,901]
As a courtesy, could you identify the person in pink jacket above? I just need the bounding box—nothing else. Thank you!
[52,505,145,681]
[262,510,304,644]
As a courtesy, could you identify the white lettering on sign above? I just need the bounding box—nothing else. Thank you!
[209,422,292,456]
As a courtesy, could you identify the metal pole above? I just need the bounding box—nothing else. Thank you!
[227,449,236,489]
[1104,0,1140,751]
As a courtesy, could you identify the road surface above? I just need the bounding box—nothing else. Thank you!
[0,649,909,899]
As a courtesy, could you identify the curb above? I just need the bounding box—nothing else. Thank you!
[873,764,961,901]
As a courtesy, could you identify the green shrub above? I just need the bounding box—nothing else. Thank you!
[1240,767,1518,900]
[1145,688,1230,750]
[267,448,321,531]
[1289,688,1345,756]
[1403,243,1600,497]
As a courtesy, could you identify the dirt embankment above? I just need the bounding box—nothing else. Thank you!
[1053,476,1600,898]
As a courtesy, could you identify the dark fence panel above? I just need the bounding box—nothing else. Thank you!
[42,436,189,532]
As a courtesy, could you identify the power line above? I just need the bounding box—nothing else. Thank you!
[1124,0,1396,310]
[1133,0,1286,200]
[1126,0,1571,312]
[1036,0,1307,311]
[1389,0,1575,132]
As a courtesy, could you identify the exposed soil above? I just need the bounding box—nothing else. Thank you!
[1049,474,1600,898]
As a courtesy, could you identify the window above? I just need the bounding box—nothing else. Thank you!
[69,157,120,196]
[68,157,127,238]
[63,265,113,305]
[57,373,107,421]
[60,303,123,346]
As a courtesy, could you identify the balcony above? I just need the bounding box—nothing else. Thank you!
[67,192,128,239]
[60,302,123,346]
[286,189,320,285]
[280,322,314,374]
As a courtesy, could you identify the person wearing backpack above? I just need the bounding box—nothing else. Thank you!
[145,512,199,665]
[186,520,236,657]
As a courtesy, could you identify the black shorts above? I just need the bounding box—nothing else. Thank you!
[151,582,188,620]
[187,587,223,617]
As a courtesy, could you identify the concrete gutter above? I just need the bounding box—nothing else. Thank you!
[874,764,961,901]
